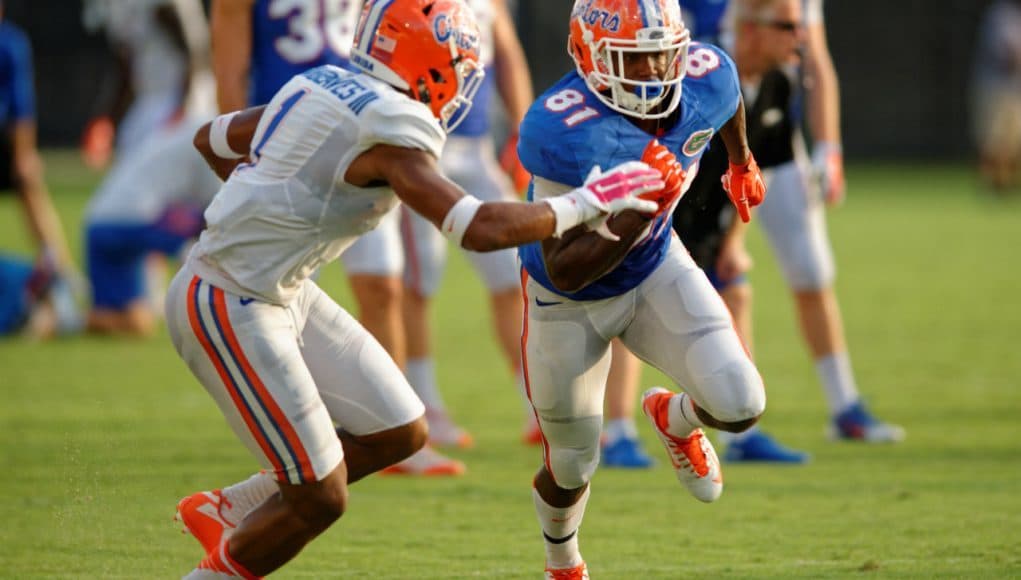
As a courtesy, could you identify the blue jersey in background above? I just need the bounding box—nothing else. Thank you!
[249,0,360,106]
[0,21,35,127]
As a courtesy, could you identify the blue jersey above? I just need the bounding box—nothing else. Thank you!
[518,42,740,300]
[0,22,35,127]
[678,0,729,44]
[249,0,360,106]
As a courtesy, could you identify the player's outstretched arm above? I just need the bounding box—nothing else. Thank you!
[193,106,265,179]
[350,145,660,253]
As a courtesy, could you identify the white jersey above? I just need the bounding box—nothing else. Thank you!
[189,66,446,305]
[86,117,221,224]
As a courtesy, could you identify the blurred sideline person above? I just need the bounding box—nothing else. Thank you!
[210,0,465,474]
[517,1,768,576]
[83,118,221,336]
[599,0,903,457]
[80,0,202,168]
[168,1,662,575]
[669,0,815,463]
[395,0,536,454]
[0,2,83,338]
[83,0,218,336]
[971,0,1021,193]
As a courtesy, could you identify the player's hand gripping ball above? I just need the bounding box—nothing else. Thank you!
[721,155,766,223]
[639,139,686,216]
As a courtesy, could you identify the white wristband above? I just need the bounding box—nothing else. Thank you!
[543,192,593,237]
[209,112,244,159]
[441,196,484,247]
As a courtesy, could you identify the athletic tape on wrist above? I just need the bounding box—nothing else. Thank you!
[543,194,585,238]
[441,196,484,247]
[209,112,244,159]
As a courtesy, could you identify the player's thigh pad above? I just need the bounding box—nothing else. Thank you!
[757,160,836,290]
[400,206,447,297]
[296,281,425,434]
[341,207,404,276]
[441,136,521,293]
[165,266,342,485]
[622,241,766,424]
[523,274,632,488]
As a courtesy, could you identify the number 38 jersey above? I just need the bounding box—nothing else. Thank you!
[189,65,445,305]
[518,42,740,301]
[250,0,362,106]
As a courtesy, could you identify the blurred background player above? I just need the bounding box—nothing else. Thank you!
[970,0,1021,194]
[80,0,204,169]
[674,0,904,445]
[210,0,465,475]
[82,0,218,336]
[394,0,536,453]
[518,1,768,576]
[0,1,83,338]
[82,117,221,335]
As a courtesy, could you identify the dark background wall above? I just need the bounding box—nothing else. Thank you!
[2,0,999,160]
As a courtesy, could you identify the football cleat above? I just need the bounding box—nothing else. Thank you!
[724,431,810,464]
[642,387,723,503]
[545,562,589,579]
[175,490,236,553]
[426,409,474,449]
[379,446,466,476]
[829,400,906,443]
[601,435,655,469]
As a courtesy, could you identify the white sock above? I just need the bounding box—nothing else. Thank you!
[815,352,859,414]
[406,357,446,411]
[604,418,638,444]
[221,471,278,524]
[533,485,589,569]
[666,392,705,438]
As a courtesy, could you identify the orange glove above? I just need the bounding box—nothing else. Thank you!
[721,155,766,223]
[499,133,531,195]
[639,139,686,216]
[81,116,115,170]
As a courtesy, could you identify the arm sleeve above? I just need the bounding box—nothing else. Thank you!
[804,0,824,26]
[358,97,446,159]
[8,29,36,121]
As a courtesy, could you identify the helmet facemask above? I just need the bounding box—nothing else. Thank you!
[574,20,691,119]
[434,38,485,133]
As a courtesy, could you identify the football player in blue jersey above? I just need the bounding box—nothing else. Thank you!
[517,1,768,576]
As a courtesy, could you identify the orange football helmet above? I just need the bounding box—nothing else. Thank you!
[568,0,691,119]
[351,0,485,132]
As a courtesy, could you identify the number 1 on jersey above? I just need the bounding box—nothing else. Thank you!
[544,88,598,127]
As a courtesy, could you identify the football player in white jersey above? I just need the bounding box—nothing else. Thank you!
[393,0,537,455]
[167,1,663,576]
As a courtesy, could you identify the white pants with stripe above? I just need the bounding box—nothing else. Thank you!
[166,263,424,484]
[521,237,766,489]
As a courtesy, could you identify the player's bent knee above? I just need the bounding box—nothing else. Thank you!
[543,415,602,489]
[350,275,403,308]
[697,359,766,429]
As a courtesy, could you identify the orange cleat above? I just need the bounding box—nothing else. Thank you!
[175,490,236,553]
[380,446,466,476]
[641,387,723,503]
[545,562,589,579]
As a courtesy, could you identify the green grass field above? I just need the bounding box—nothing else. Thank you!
[1,154,1020,578]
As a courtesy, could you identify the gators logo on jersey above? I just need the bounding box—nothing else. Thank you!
[682,129,713,156]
